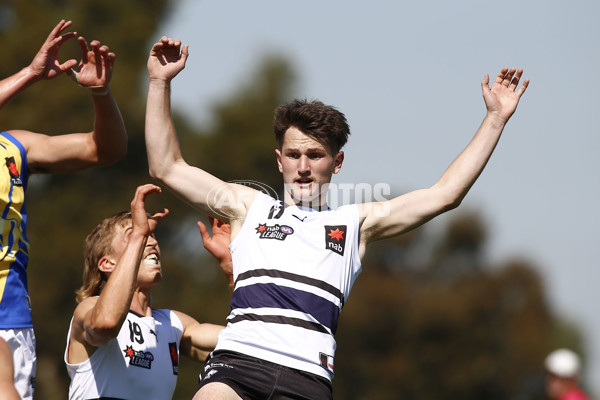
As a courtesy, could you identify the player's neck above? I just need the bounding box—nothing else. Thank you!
[130,288,153,317]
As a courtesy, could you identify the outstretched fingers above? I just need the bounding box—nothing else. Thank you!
[209,216,230,232]
[482,67,530,121]
[131,184,161,210]
[501,67,516,87]
[90,40,107,78]
[131,184,168,233]
[77,36,90,60]
[507,68,523,90]
[516,77,530,96]
[46,20,76,47]
[32,20,77,79]
[509,69,529,97]
[71,36,114,87]
[197,220,211,242]
[148,36,189,81]
[487,67,530,94]
[148,208,169,232]
[493,67,509,86]
[481,73,490,93]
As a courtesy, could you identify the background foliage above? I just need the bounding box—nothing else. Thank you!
[0,1,587,398]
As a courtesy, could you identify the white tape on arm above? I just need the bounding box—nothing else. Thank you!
[69,68,110,95]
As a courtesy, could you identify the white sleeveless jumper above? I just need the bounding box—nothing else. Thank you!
[215,193,362,381]
[65,309,183,400]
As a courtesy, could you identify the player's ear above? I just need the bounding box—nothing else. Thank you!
[333,151,344,174]
[275,149,283,173]
[98,256,117,273]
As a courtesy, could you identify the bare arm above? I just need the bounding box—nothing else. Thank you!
[145,36,255,223]
[69,185,168,359]
[198,217,234,292]
[9,35,127,174]
[359,68,529,255]
[174,311,224,362]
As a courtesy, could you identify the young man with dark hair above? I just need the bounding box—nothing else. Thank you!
[145,36,529,399]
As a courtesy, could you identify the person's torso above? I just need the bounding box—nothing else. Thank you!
[216,192,362,381]
[0,131,31,329]
[66,309,183,400]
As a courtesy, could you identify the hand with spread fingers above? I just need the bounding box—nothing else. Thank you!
[481,67,530,122]
[68,37,116,90]
[147,36,189,82]
[130,184,169,238]
[28,19,78,81]
[198,217,234,292]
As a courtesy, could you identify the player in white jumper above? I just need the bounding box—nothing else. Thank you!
[64,184,231,400]
[145,36,529,399]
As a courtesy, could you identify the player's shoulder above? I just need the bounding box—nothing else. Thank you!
[4,129,45,151]
[72,297,99,322]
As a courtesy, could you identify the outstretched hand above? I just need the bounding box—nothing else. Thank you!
[130,184,169,238]
[197,217,232,269]
[147,36,189,82]
[481,67,529,123]
[67,37,116,89]
[29,20,78,80]
[198,217,234,291]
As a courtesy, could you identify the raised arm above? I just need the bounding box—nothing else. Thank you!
[70,185,168,352]
[198,217,234,292]
[145,36,255,223]
[9,34,127,174]
[359,68,529,253]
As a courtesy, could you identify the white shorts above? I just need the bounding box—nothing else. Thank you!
[0,328,36,400]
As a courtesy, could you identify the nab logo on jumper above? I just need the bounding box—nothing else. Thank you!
[123,345,154,369]
[168,342,179,375]
[5,156,23,186]
[325,225,346,256]
[255,223,294,240]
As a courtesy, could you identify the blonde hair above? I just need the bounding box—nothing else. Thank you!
[75,211,132,303]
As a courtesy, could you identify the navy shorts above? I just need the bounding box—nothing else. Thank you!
[197,350,333,400]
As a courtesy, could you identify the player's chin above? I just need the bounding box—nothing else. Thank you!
[292,188,323,204]
[151,272,163,284]
[146,267,163,281]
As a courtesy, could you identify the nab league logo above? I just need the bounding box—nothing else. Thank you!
[5,157,22,186]
[255,223,294,240]
[325,225,346,256]
[123,345,154,369]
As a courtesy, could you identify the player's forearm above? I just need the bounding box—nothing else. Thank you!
[188,323,223,361]
[87,233,147,339]
[90,91,128,164]
[0,67,39,109]
[145,79,184,180]
[432,113,506,204]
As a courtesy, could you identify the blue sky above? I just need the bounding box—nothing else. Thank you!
[158,0,600,393]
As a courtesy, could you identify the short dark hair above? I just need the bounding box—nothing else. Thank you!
[273,99,350,154]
